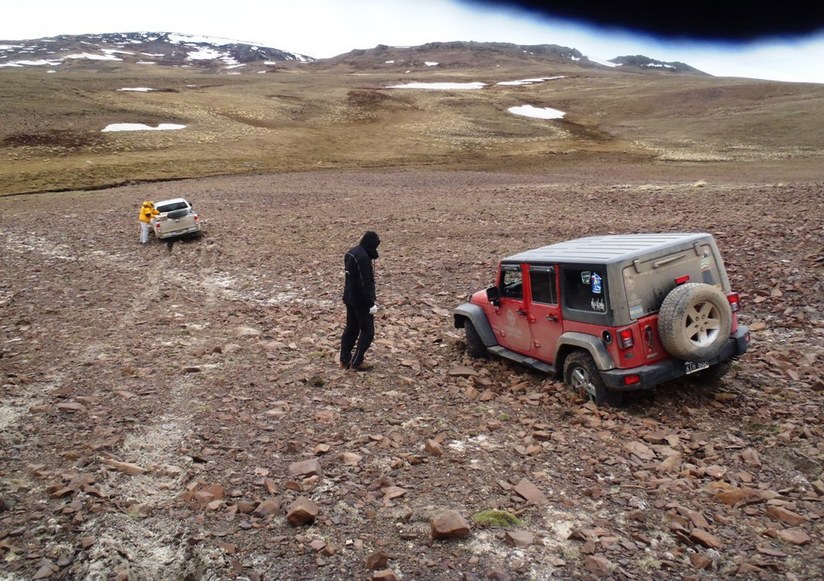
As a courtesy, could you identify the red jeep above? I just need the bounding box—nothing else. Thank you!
[454,233,750,406]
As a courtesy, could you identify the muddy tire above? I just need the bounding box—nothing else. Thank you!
[463,320,488,359]
[564,350,623,407]
[659,283,732,361]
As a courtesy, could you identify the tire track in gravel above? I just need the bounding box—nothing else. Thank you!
[0,228,237,577]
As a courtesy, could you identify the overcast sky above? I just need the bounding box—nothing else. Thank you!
[3,0,824,83]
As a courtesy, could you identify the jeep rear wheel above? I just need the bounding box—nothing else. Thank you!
[463,320,488,359]
[658,283,732,361]
[564,351,623,407]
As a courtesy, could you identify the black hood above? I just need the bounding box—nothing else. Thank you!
[360,231,380,259]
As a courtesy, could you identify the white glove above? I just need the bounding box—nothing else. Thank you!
[369,304,378,315]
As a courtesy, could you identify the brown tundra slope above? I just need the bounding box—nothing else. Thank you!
[1,164,822,580]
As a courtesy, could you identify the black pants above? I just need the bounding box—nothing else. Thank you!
[340,304,374,367]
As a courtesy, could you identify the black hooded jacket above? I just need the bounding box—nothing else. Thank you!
[343,231,380,308]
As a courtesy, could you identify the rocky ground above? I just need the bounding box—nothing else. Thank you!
[0,168,822,580]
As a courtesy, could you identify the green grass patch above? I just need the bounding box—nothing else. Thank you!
[471,509,523,528]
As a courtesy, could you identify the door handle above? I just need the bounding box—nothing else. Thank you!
[517,308,527,316]
[545,314,558,322]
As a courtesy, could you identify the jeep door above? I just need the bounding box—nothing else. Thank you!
[525,265,562,364]
[490,264,533,353]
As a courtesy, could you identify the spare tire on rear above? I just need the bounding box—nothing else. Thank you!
[658,283,732,361]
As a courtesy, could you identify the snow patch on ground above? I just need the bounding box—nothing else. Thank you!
[101,123,186,132]
[508,105,565,120]
[496,76,565,86]
[388,82,486,90]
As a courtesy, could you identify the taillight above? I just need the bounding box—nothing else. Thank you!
[674,275,690,285]
[193,214,199,221]
[727,292,740,312]
[618,328,634,349]
[623,374,641,385]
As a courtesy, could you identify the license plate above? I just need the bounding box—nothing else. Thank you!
[685,360,710,375]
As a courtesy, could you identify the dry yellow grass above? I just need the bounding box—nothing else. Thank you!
[2,57,824,195]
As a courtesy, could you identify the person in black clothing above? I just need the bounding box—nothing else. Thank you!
[340,231,381,371]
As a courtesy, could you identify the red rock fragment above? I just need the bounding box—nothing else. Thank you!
[582,555,612,577]
[776,528,811,545]
[287,496,319,526]
[505,530,534,547]
[513,478,548,505]
[287,458,322,478]
[690,529,724,549]
[252,497,281,517]
[366,552,389,570]
[431,510,471,540]
[425,439,443,456]
[690,553,713,569]
[766,506,807,526]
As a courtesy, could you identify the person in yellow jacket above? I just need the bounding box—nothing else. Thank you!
[139,201,159,244]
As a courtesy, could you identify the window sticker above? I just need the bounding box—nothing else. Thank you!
[591,272,602,294]
[590,297,606,312]
[580,271,591,284]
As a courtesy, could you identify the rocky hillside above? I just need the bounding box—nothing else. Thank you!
[609,54,708,75]
[0,33,709,75]
[0,32,312,72]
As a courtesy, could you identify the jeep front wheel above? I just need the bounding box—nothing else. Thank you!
[463,320,488,359]
[564,351,622,407]
[658,283,732,361]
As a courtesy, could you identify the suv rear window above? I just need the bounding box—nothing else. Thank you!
[561,266,607,314]
[623,243,720,319]
[156,201,189,213]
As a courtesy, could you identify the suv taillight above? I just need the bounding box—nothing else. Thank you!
[618,328,634,349]
[727,292,740,312]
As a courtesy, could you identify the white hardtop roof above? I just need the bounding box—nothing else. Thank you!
[155,197,189,206]
[503,233,712,265]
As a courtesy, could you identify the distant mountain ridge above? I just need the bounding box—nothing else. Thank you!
[608,54,706,74]
[0,32,707,76]
[0,32,312,72]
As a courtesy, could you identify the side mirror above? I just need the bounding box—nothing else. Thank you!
[486,285,500,305]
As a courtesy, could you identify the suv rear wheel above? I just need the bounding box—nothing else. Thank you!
[658,283,732,361]
[564,351,623,407]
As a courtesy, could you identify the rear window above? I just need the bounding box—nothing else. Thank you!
[623,243,720,319]
[156,201,189,213]
[561,266,607,314]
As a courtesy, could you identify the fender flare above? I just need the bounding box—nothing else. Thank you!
[453,303,497,347]
[556,332,615,371]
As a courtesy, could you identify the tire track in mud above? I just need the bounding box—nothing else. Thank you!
[1,227,339,577]
[0,229,237,578]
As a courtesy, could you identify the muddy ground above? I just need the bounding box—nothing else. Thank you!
[0,168,822,580]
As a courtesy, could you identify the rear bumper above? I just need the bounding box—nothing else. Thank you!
[156,225,201,239]
[600,325,750,391]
